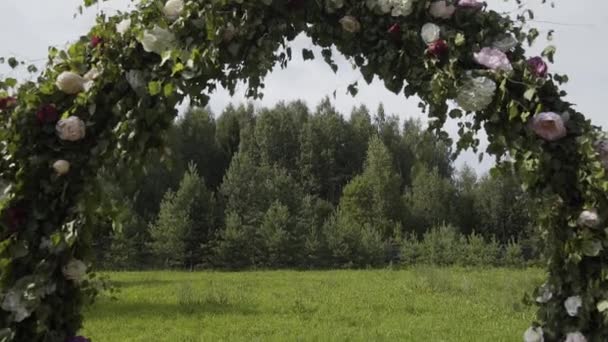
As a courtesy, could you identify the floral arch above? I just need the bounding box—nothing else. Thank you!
[0,0,606,341]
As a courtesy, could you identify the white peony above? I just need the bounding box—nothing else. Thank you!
[531,112,567,142]
[56,117,86,142]
[53,160,70,176]
[421,23,441,45]
[163,0,185,21]
[523,326,544,342]
[339,16,361,33]
[56,71,86,95]
[455,76,496,112]
[116,18,131,35]
[429,1,456,19]
[535,283,553,304]
[565,296,582,317]
[391,0,414,17]
[577,209,600,228]
[62,259,87,284]
[493,34,518,52]
[1,290,30,322]
[565,332,587,342]
[140,25,176,56]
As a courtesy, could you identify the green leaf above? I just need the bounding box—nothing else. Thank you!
[597,300,608,313]
[302,49,314,61]
[148,81,162,96]
[163,82,175,97]
[524,88,536,102]
[7,57,18,69]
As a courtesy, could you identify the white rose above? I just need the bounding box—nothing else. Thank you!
[378,0,392,13]
[391,0,414,17]
[565,332,587,342]
[523,326,544,342]
[62,259,87,284]
[493,34,518,52]
[455,76,497,112]
[577,209,600,228]
[421,23,441,45]
[140,25,176,56]
[564,296,582,317]
[535,283,553,304]
[55,71,86,95]
[531,112,567,142]
[163,0,184,21]
[116,18,131,35]
[56,116,86,142]
[53,160,70,176]
[339,16,361,33]
[429,1,456,19]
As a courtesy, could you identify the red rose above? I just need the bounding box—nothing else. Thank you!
[0,97,17,111]
[388,23,401,35]
[427,39,449,58]
[91,35,103,48]
[36,104,59,124]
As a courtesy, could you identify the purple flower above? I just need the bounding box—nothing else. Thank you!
[527,57,548,78]
[458,0,484,9]
[67,336,91,342]
[531,112,567,141]
[474,47,512,72]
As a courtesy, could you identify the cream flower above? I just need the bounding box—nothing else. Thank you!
[455,76,496,112]
[523,326,544,342]
[53,160,70,176]
[474,47,513,72]
[429,1,456,19]
[493,35,518,52]
[596,139,608,170]
[1,290,30,322]
[531,112,567,142]
[116,18,131,35]
[56,117,86,142]
[421,23,441,45]
[535,283,553,304]
[140,25,176,55]
[84,68,100,82]
[391,0,415,17]
[565,332,587,342]
[339,16,361,33]
[56,71,86,95]
[577,209,600,228]
[163,0,184,21]
[62,259,87,284]
[565,296,582,317]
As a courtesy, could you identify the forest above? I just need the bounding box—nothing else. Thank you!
[93,98,540,270]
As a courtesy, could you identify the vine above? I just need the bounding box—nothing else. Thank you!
[0,0,607,341]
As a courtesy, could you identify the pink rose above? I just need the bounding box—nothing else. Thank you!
[91,35,102,48]
[474,47,512,71]
[429,1,456,19]
[458,0,484,9]
[527,57,548,78]
[531,112,567,141]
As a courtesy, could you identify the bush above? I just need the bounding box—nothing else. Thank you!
[458,232,500,267]
[502,239,525,267]
[417,224,463,266]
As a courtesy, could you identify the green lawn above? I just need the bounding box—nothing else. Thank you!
[82,268,543,341]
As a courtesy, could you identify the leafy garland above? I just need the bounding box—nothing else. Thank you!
[0,0,607,341]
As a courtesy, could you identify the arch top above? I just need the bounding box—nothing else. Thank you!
[2,1,608,341]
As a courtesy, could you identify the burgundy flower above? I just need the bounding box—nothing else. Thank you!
[527,56,548,78]
[36,104,59,124]
[427,39,449,58]
[0,97,17,111]
[388,23,401,35]
[67,337,91,342]
[4,207,26,233]
[91,35,103,48]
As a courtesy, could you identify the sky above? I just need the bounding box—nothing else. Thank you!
[0,0,606,174]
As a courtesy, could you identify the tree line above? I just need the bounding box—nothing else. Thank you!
[93,98,541,270]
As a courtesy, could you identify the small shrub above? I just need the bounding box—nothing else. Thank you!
[503,239,525,267]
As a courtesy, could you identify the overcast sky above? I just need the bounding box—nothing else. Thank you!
[0,0,606,173]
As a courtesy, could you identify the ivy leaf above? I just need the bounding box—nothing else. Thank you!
[524,88,536,102]
[542,45,557,63]
[302,49,314,61]
[7,57,18,69]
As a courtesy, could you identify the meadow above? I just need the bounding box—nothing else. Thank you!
[82,268,543,341]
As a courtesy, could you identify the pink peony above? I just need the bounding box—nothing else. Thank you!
[474,47,512,71]
[531,112,567,141]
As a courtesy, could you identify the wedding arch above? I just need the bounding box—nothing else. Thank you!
[1,0,606,341]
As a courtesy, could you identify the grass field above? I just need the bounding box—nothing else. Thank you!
[82,268,543,341]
